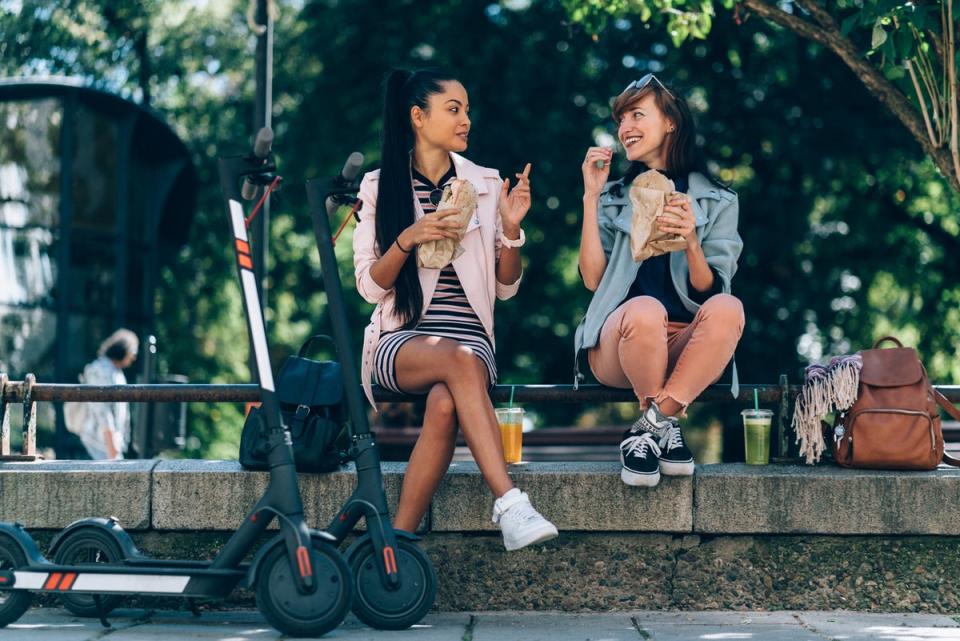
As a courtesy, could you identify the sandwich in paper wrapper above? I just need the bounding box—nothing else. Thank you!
[417,179,478,269]
[629,169,688,261]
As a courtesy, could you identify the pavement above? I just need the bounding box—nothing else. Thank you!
[2,608,960,640]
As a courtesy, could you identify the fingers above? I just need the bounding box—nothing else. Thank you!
[501,177,510,195]
[519,163,532,179]
[431,208,461,220]
[657,214,692,235]
[661,204,692,220]
[410,210,465,244]
[582,147,613,168]
[420,232,459,242]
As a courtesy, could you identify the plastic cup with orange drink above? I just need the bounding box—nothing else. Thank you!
[494,407,524,464]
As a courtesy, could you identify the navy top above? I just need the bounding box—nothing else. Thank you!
[623,172,722,322]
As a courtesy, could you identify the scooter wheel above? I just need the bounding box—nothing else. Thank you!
[256,537,353,638]
[0,535,32,627]
[348,538,436,630]
[53,528,124,617]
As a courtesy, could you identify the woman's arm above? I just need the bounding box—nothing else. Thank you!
[660,191,742,292]
[353,176,460,302]
[684,242,715,292]
[368,212,462,288]
[495,164,532,289]
[367,228,418,291]
[579,148,612,291]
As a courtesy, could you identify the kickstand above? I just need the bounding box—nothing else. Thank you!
[186,597,202,618]
[93,595,111,628]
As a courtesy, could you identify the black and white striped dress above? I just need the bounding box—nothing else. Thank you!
[373,167,497,393]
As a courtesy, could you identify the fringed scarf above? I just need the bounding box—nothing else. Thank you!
[792,353,863,464]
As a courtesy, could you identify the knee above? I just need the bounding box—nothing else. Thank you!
[701,294,745,334]
[426,383,456,423]
[448,346,487,384]
[619,296,668,336]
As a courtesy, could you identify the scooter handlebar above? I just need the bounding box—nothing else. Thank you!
[241,127,275,200]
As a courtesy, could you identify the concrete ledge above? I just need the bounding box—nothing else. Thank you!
[3,460,960,535]
[151,460,417,531]
[0,460,156,530]
[431,461,692,532]
[695,464,960,535]
[7,460,960,612]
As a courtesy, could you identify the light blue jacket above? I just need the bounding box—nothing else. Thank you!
[573,171,743,395]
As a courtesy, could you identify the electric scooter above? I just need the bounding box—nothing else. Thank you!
[0,131,385,637]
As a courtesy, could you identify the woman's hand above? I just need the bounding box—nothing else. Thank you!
[582,147,612,200]
[498,163,532,233]
[659,193,698,248]
[397,208,461,250]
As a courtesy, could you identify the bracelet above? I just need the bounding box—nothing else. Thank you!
[499,228,526,249]
[395,238,413,254]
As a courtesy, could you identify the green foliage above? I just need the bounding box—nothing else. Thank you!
[559,0,735,46]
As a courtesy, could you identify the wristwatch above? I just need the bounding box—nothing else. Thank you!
[499,228,526,249]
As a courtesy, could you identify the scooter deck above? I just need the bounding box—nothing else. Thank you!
[3,564,244,598]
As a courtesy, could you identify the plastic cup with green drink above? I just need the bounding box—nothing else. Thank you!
[741,409,774,465]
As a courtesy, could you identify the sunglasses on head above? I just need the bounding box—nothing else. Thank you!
[623,73,675,100]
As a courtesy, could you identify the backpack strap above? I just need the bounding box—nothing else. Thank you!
[934,389,960,467]
[298,334,337,358]
[872,336,904,349]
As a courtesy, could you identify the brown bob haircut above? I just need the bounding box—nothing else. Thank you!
[611,78,701,178]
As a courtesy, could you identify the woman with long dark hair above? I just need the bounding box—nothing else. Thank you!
[353,68,557,551]
[575,75,745,487]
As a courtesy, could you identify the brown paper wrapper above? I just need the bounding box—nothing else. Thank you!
[629,169,688,262]
[417,179,478,269]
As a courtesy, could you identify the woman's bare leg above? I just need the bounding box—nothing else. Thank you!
[393,336,513,497]
[393,383,458,532]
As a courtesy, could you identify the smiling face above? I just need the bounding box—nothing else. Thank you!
[616,92,675,169]
[410,80,471,153]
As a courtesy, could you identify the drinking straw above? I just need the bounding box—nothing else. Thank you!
[754,388,759,412]
[509,385,516,409]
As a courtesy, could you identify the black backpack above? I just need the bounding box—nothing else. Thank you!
[239,335,346,473]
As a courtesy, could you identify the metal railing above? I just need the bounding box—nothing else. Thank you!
[2,373,958,463]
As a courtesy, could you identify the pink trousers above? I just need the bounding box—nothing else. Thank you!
[588,294,744,413]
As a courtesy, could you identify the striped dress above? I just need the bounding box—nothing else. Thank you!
[373,167,497,393]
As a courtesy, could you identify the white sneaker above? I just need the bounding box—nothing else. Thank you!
[492,488,559,552]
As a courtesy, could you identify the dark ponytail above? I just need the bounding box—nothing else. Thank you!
[376,68,458,328]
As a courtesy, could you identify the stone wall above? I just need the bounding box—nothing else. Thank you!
[3,460,959,611]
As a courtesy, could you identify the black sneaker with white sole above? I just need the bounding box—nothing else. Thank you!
[656,423,695,476]
[619,430,661,487]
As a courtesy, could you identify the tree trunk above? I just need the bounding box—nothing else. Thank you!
[742,0,960,192]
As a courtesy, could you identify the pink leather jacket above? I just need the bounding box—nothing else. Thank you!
[353,152,522,408]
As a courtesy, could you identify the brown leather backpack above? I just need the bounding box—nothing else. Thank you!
[831,336,960,470]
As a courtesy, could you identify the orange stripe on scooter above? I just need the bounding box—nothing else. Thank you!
[59,573,77,590]
[235,239,251,255]
[383,547,397,575]
[296,546,312,578]
[238,254,253,269]
[43,573,62,590]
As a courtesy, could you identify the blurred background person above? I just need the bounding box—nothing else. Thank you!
[65,329,139,460]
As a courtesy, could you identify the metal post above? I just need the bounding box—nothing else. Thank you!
[252,0,273,308]
[115,115,134,327]
[21,373,37,459]
[54,93,76,458]
[0,373,9,456]
[773,373,792,463]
